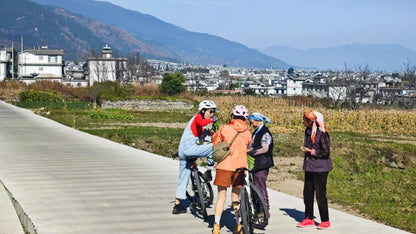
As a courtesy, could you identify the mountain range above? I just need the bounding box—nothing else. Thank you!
[262,44,416,72]
[1,0,289,68]
[1,0,415,71]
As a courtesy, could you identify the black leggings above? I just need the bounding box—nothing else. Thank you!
[303,171,329,222]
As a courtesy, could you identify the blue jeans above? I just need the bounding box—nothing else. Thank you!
[175,143,213,200]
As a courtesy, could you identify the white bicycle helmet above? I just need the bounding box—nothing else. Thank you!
[232,105,249,120]
[198,100,217,111]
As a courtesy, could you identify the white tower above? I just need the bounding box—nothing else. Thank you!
[102,45,112,59]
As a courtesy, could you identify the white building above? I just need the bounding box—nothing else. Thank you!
[0,46,13,81]
[286,77,307,96]
[0,46,8,81]
[18,46,64,82]
[87,45,128,85]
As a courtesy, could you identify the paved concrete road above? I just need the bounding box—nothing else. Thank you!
[0,101,411,234]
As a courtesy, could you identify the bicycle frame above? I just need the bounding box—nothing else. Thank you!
[185,158,213,220]
[237,167,269,233]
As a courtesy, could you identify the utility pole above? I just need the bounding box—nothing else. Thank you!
[11,42,14,79]
[20,36,23,78]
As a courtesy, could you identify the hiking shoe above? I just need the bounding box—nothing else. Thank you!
[172,204,187,214]
[297,218,315,228]
[317,221,330,230]
[233,224,243,234]
[213,223,221,234]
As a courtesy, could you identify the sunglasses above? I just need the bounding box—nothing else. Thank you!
[208,109,215,114]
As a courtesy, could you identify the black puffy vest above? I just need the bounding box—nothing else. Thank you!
[252,126,274,171]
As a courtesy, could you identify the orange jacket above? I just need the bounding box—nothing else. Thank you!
[213,119,251,171]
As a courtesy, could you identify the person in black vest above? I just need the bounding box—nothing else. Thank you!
[247,112,274,214]
[297,110,332,230]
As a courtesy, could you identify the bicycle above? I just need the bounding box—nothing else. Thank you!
[235,167,269,234]
[172,153,214,220]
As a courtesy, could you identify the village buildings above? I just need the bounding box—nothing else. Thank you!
[0,44,415,106]
[87,45,128,85]
[0,45,13,81]
[18,46,64,84]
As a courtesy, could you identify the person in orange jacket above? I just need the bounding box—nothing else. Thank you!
[212,105,252,234]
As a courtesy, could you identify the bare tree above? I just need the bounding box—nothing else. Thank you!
[403,59,416,87]
[328,84,347,107]
[354,63,372,104]
[338,62,358,109]
[115,59,127,84]
[126,53,156,84]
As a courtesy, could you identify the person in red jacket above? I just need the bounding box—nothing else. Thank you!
[212,105,251,234]
[172,100,218,214]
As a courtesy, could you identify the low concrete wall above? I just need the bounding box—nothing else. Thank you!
[102,99,194,111]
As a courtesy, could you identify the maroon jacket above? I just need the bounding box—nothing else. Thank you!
[303,128,333,172]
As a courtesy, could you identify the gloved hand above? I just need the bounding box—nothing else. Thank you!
[247,150,256,156]
[211,116,218,123]
[203,169,212,182]
[211,122,219,134]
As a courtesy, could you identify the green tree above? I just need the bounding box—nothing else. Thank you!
[160,72,186,95]
[288,67,294,75]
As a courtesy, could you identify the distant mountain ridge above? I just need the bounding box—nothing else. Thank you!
[0,0,173,61]
[29,0,290,68]
[262,44,416,71]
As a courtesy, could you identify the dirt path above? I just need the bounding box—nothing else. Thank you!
[268,156,304,198]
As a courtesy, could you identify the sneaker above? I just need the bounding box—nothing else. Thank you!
[233,224,243,234]
[297,218,315,228]
[317,221,330,230]
[172,204,187,214]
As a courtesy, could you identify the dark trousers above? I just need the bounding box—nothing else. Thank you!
[303,171,329,222]
[252,169,270,209]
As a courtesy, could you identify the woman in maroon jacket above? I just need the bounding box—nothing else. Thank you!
[297,110,332,230]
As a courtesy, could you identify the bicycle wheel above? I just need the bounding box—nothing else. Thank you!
[197,171,214,207]
[249,183,269,229]
[185,172,196,204]
[240,187,253,234]
[194,172,208,219]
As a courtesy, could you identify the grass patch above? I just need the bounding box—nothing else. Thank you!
[83,126,182,157]
[15,101,92,111]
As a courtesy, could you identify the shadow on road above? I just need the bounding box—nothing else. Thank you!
[280,208,310,222]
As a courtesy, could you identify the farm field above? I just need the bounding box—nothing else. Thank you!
[24,95,416,233]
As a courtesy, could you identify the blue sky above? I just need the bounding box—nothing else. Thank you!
[100,0,416,51]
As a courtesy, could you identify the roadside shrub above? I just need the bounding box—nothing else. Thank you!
[0,80,27,99]
[100,81,132,100]
[160,72,185,95]
[19,90,63,103]
[28,81,74,100]
[88,81,132,105]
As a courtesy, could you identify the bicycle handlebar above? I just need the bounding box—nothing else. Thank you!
[171,152,199,163]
